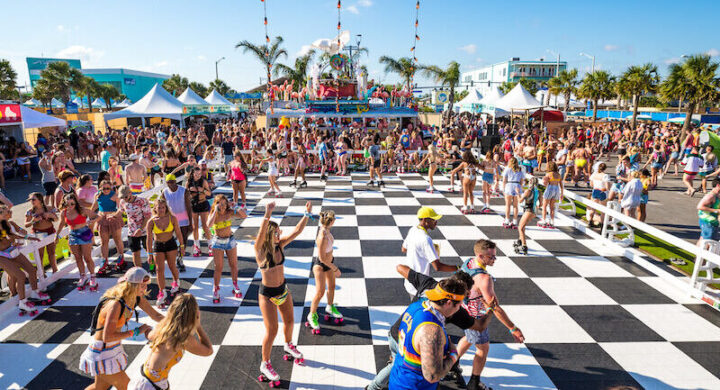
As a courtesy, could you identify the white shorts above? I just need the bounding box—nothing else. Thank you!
[79,340,128,376]
[543,184,561,201]
[504,183,522,197]
[268,167,279,176]
[129,372,169,390]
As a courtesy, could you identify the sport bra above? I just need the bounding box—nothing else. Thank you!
[65,211,87,227]
[152,217,174,234]
[320,229,334,253]
[213,219,232,230]
[260,245,285,269]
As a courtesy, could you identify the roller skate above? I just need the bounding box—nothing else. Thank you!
[169,281,180,298]
[232,281,243,298]
[324,304,344,324]
[192,244,201,257]
[283,342,304,365]
[212,285,221,304]
[77,273,89,291]
[18,299,38,316]
[378,180,385,187]
[176,255,186,272]
[305,312,321,334]
[513,240,523,255]
[112,255,128,272]
[88,275,98,292]
[426,185,434,193]
[148,261,156,275]
[274,191,281,198]
[467,375,494,390]
[29,289,51,306]
[258,360,280,387]
[366,180,375,187]
[511,220,518,229]
[448,186,455,193]
[96,259,112,276]
[299,180,307,188]
[289,180,297,187]
[502,220,512,229]
[481,206,492,214]
[537,220,548,229]
[461,206,469,214]
[468,205,477,214]
[320,174,327,182]
[156,290,168,309]
[520,245,528,255]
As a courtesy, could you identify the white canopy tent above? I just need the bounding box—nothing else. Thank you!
[456,88,483,113]
[72,97,83,107]
[115,99,132,108]
[178,88,209,105]
[103,83,185,124]
[204,90,236,107]
[23,98,41,107]
[20,106,67,129]
[51,98,65,108]
[91,98,106,108]
[475,86,509,117]
[496,84,544,111]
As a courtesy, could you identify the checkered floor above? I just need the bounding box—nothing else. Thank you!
[1,173,719,390]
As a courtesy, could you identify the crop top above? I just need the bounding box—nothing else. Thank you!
[213,219,232,230]
[143,349,184,383]
[260,245,285,269]
[152,218,174,234]
[65,211,88,227]
[97,192,117,212]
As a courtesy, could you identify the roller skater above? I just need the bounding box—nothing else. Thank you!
[258,360,281,387]
[55,193,98,292]
[310,211,343,329]
[146,198,184,311]
[449,150,482,215]
[93,180,126,275]
[481,150,499,215]
[305,312,321,334]
[18,299,38,316]
[418,143,440,194]
[502,158,524,232]
[367,135,384,189]
[324,304,344,324]
[283,342,304,365]
[260,148,282,195]
[208,194,247,302]
[516,177,540,257]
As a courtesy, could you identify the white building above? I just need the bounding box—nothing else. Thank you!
[460,57,568,97]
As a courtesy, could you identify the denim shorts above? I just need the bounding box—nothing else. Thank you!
[464,328,489,345]
[482,172,494,184]
[591,189,607,201]
[699,220,719,240]
[69,226,93,246]
[210,236,237,251]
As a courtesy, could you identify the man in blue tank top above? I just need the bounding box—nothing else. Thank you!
[388,277,467,390]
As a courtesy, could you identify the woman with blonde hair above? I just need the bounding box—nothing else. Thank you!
[254,200,312,386]
[449,150,482,214]
[79,267,164,390]
[129,294,212,390]
[502,157,525,228]
[306,210,342,334]
[207,194,247,304]
[417,142,440,193]
[146,198,184,309]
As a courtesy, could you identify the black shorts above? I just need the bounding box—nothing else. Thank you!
[43,181,58,196]
[153,238,178,253]
[191,200,210,213]
[129,235,147,253]
[372,159,381,169]
[259,281,286,298]
[312,256,334,272]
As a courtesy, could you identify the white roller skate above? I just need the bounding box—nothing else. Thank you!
[305,312,320,335]
[29,289,51,305]
[258,360,280,387]
[283,342,304,365]
[212,285,221,304]
[169,281,180,297]
[18,299,38,316]
[232,281,243,298]
[77,273,89,291]
[156,290,168,309]
[324,304,344,324]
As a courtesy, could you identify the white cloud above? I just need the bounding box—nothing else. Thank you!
[458,44,477,54]
[56,45,105,65]
[475,58,484,63]
[197,55,206,61]
[604,44,619,52]
[707,48,720,57]
[346,5,359,14]
[154,61,168,67]
[57,25,65,32]
[664,57,682,65]
[296,45,313,57]
[358,0,373,6]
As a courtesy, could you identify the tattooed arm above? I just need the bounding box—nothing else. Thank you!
[416,323,458,383]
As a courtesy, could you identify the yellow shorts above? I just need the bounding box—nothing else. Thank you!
[575,159,587,168]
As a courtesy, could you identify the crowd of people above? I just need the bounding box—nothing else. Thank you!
[0,110,714,389]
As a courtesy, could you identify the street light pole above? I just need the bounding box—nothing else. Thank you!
[215,57,226,81]
[579,52,595,73]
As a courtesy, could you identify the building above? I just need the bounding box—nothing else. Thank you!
[26,57,170,103]
[460,57,568,96]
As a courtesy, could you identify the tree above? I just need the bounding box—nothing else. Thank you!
[76,76,100,112]
[455,90,470,101]
[236,36,287,90]
[0,59,19,100]
[274,50,315,91]
[420,61,461,123]
[548,69,579,112]
[500,78,539,96]
[619,63,659,129]
[97,83,120,109]
[189,81,207,98]
[208,79,233,96]
[578,70,615,121]
[32,80,54,108]
[378,56,416,90]
[162,74,189,96]
[660,54,720,137]
[38,61,84,107]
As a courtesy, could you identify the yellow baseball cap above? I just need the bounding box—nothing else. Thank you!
[165,174,177,182]
[417,206,442,220]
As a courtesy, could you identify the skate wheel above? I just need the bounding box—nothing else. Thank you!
[295,358,304,365]
[313,329,320,335]
[324,315,330,322]
[272,380,280,387]
[235,293,242,298]
[305,322,310,327]
[77,287,83,291]
[30,311,37,316]
[334,319,341,324]
[339,318,344,324]
[258,375,266,382]
[283,354,291,361]
[19,311,25,316]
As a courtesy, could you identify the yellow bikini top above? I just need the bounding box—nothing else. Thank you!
[152,218,174,234]
[143,348,184,382]
[213,219,232,230]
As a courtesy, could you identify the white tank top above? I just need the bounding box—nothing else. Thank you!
[163,186,189,226]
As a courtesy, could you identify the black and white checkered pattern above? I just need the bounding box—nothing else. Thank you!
[1,172,719,390]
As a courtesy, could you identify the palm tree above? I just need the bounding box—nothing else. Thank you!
[98,84,120,109]
[660,54,720,137]
[189,81,207,98]
[274,50,315,91]
[209,79,232,96]
[77,76,100,112]
[32,80,53,108]
[0,59,18,100]
[548,69,579,113]
[38,61,84,107]
[578,70,615,121]
[420,61,461,123]
[236,36,287,90]
[162,74,189,96]
[378,56,416,90]
[619,63,659,129]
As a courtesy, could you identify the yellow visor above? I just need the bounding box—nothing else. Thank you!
[425,284,464,302]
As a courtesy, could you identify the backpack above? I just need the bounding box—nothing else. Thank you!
[89,296,139,336]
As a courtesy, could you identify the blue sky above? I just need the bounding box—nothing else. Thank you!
[2,0,719,92]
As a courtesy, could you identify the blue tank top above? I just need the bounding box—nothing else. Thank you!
[389,300,449,390]
[97,191,117,212]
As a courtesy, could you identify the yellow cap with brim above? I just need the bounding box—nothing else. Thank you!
[165,174,177,182]
[417,206,442,220]
[425,284,464,302]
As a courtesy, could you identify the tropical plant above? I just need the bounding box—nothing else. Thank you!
[97,83,120,109]
[548,69,579,112]
[455,90,470,101]
[613,77,629,110]
[162,74,189,96]
[578,70,615,121]
[38,61,84,107]
[76,76,100,112]
[660,54,720,136]
[189,81,208,98]
[420,61,461,123]
[32,80,54,108]
[619,63,659,129]
[209,79,233,96]
[274,50,315,91]
[236,36,288,91]
[500,78,539,96]
[378,56,416,90]
[0,59,18,100]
